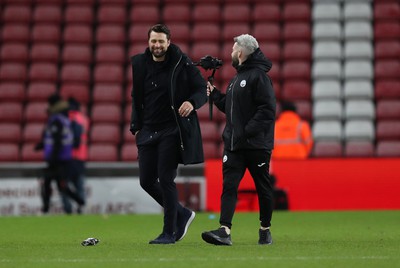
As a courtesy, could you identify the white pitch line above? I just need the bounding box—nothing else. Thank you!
[0,256,396,263]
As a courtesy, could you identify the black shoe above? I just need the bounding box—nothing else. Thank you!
[176,208,196,241]
[258,229,272,245]
[201,227,232,246]
[149,233,175,244]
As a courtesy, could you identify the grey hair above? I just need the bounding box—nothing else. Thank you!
[234,34,259,56]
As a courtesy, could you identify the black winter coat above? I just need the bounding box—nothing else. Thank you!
[211,48,276,151]
[130,44,207,165]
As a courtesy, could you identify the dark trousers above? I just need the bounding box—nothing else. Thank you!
[220,149,274,229]
[41,161,85,214]
[136,126,185,235]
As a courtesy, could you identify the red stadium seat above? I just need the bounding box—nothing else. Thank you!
[0,103,23,123]
[33,5,62,24]
[252,23,281,42]
[283,42,311,61]
[94,64,124,84]
[96,25,125,44]
[128,43,147,56]
[294,100,312,121]
[64,5,94,25]
[95,44,125,64]
[0,43,29,62]
[21,142,44,162]
[374,22,400,40]
[190,43,220,62]
[376,141,400,157]
[129,24,152,43]
[30,44,59,63]
[163,4,191,23]
[90,123,121,144]
[60,84,90,104]
[0,144,20,162]
[268,61,281,84]
[374,41,400,59]
[23,123,45,143]
[2,5,31,23]
[97,5,126,25]
[222,24,251,41]
[374,2,400,21]
[167,23,190,44]
[376,100,400,120]
[375,60,400,80]
[29,63,58,83]
[92,84,123,104]
[344,141,374,158]
[88,144,118,161]
[31,24,61,44]
[259,42,281,62]
[203,141,220,159]
[66,0,96,5]
[192,4,221,23]
[313,141,343,158]
[199,121,220,142]
[62,44,92,64]
[27,82,57,102]
[191,23,220,43]
[91,103,122,124]
[0,83,25,102]
[24,102,48,123]
[0,63,27,82]
[376,121,400,141]
[129,5,159,23]
[375,80,400,100]
[1,24,30,43]
[283,23,312,41]
[282,61,311,81]
[222,4,251,23]
[0,123,22,143]
[281,81,311,101]
[283,3,311,21]
[63,25,93,44]
[120,143,138,162]
[253,3,281,22]
[60,64,91,84]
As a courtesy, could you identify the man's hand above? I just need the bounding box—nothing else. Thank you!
[178,101,194,117]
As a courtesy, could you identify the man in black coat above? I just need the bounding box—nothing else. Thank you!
[130,24,207,244]
[202,34,276,246]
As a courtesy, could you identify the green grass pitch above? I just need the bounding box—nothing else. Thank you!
[0,211,399,268]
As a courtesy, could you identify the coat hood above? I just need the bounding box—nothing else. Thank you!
[237,48,273,73]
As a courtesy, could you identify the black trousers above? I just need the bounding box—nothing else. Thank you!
[136,126,185,235]
[41,161,84,214]
[220,149,274,229]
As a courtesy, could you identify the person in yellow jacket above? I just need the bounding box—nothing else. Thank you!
[273,101,313,159]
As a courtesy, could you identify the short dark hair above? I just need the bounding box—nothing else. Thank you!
[148,24,171,40]
[281,101,297,112]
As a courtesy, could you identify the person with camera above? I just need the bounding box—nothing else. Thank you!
[129,24,207,244]
[201,34,276,246]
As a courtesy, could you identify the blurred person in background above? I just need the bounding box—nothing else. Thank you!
[202,34,276,246]
[35,94,84,214]
[130,24,207,244]
[67,97,89,214]
[273,101,313,160]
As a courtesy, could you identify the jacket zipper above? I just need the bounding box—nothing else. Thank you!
[170,55,185,151]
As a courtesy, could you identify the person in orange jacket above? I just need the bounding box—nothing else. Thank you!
[273,101,313,159]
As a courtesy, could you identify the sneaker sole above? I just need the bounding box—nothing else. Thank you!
[176,211,196,241]
[201,232,232,246]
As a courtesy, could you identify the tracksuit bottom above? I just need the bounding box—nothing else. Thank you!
[220,149,274,229]
[136,126,186,236]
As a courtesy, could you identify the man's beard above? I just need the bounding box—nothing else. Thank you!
[232,56,239,68]
[151,48,167,59]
